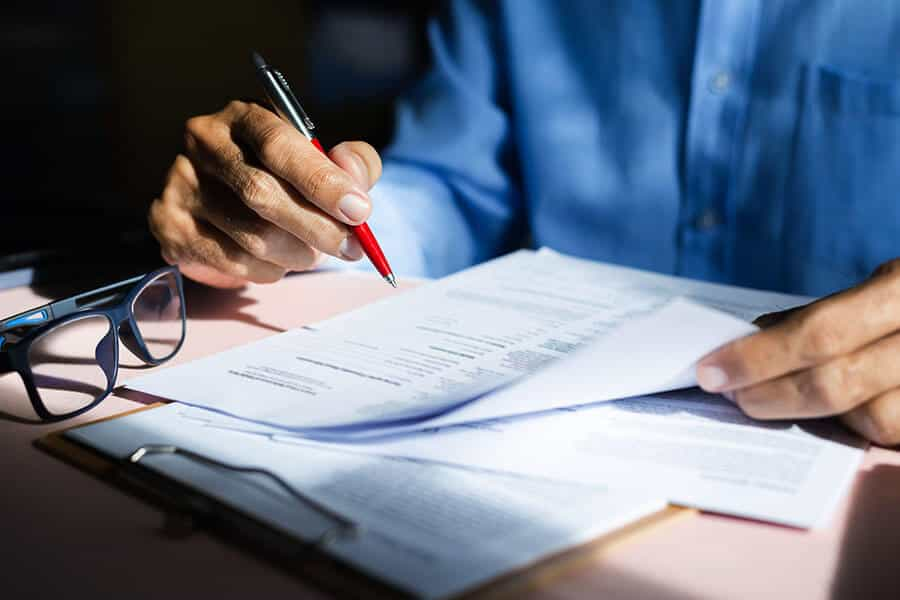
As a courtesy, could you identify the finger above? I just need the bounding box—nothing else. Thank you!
[841,388,900,446]
[697,268,900,391]
[183,110,360,259]
[179,219,288,285]
[150,155,204,265]
[193,176,322,272]
[227,102,374,225]
[176,262,248,289]
[149,188,286,286]
[328,141,382,189]
[732,330,900,420]
[751,289,846,329]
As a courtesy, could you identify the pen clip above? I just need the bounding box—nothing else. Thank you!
[271,69,316,133]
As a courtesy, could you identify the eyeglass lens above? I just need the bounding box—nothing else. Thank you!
[28,314,115,416]
[131,271,184,362]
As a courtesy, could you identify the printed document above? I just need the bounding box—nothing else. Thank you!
[126,249,864,528]
[128,249,807,431]
[179,389,865,529]
[67,404,666,599]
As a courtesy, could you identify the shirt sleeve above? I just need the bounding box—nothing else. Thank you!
[327,0,524,279]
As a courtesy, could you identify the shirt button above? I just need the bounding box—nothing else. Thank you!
[695,209,722,230]
[708,71,732,94]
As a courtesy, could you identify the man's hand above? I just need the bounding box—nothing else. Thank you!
[149,100,382,288]
[697,258,900,446]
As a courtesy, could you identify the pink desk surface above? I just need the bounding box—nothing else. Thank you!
[1,270,899,599]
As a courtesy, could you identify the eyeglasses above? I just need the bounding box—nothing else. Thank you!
[0,266,186,421]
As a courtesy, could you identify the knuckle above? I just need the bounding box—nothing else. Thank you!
[800,367,844,412]
[238,232,267,258]
[183,116,209,149]
[256,125,290,165]
[184,115,206,136]
[160,248,178,266]
[161,159,198,202]
[148,198,166,228]
[796,310,842,360]
[160,189,187,219]
[236,222,276,258]
[224,99,247,114]
[240,172,279,217]
[303,163,342,200]
[148,200,183,248]
[170,154,195,184]
[147,201,166,243]
[807,326,843,359]
[838,353,870,406]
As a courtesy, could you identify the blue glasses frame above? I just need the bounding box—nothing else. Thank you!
[0,266,186,421]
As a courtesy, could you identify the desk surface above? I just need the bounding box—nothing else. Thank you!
[1,270,899,599]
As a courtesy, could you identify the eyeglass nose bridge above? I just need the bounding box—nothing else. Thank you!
[95,321,119,385]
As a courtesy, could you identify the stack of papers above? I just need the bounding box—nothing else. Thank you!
[69,404,666,598]
[129,249,865,528]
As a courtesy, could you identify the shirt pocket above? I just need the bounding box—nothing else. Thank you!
[784,64,900,295]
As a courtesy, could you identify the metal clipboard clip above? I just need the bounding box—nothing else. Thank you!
[126,444,361,548]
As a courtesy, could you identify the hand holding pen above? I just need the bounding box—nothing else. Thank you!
[148,54,393,289]
[252,52,395,286]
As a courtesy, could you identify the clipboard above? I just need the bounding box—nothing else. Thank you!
[37,403,692,599]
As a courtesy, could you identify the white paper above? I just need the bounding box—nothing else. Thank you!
[68,404,666,599]
[358,298,758,436]
[128,249,809,432]
[184,389,863,528]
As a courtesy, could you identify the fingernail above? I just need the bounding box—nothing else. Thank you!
[338,193,370,224]
[339,235,364,261]
[696,365,729,391]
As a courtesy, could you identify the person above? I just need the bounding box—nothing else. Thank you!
[148,1,900,445]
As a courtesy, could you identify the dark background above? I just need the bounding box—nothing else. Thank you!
[0,0,434,288]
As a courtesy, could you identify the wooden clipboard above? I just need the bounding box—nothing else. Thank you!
[37,404,693,599]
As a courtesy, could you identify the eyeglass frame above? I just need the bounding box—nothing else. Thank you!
[0,265,186,421]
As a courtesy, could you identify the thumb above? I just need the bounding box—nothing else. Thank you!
[328,141,383,190]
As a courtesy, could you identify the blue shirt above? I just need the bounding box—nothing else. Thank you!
[364,0,900,296]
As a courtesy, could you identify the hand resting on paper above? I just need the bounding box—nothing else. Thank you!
[698,258,900,446]
[148,101,382,288]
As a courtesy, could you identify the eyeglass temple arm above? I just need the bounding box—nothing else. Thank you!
[127,444,360,544]
[0,274,145,337]
[50,274,146,315]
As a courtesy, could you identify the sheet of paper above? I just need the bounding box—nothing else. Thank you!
[182,389,864,528]
[346,298,758,437]
[128,249,809,432]
[67,404,666,599]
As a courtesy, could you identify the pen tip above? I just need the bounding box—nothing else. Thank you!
[384,273,398,288]
[251,50,267,70]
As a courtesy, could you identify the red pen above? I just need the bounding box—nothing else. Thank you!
[252,51,397,288]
